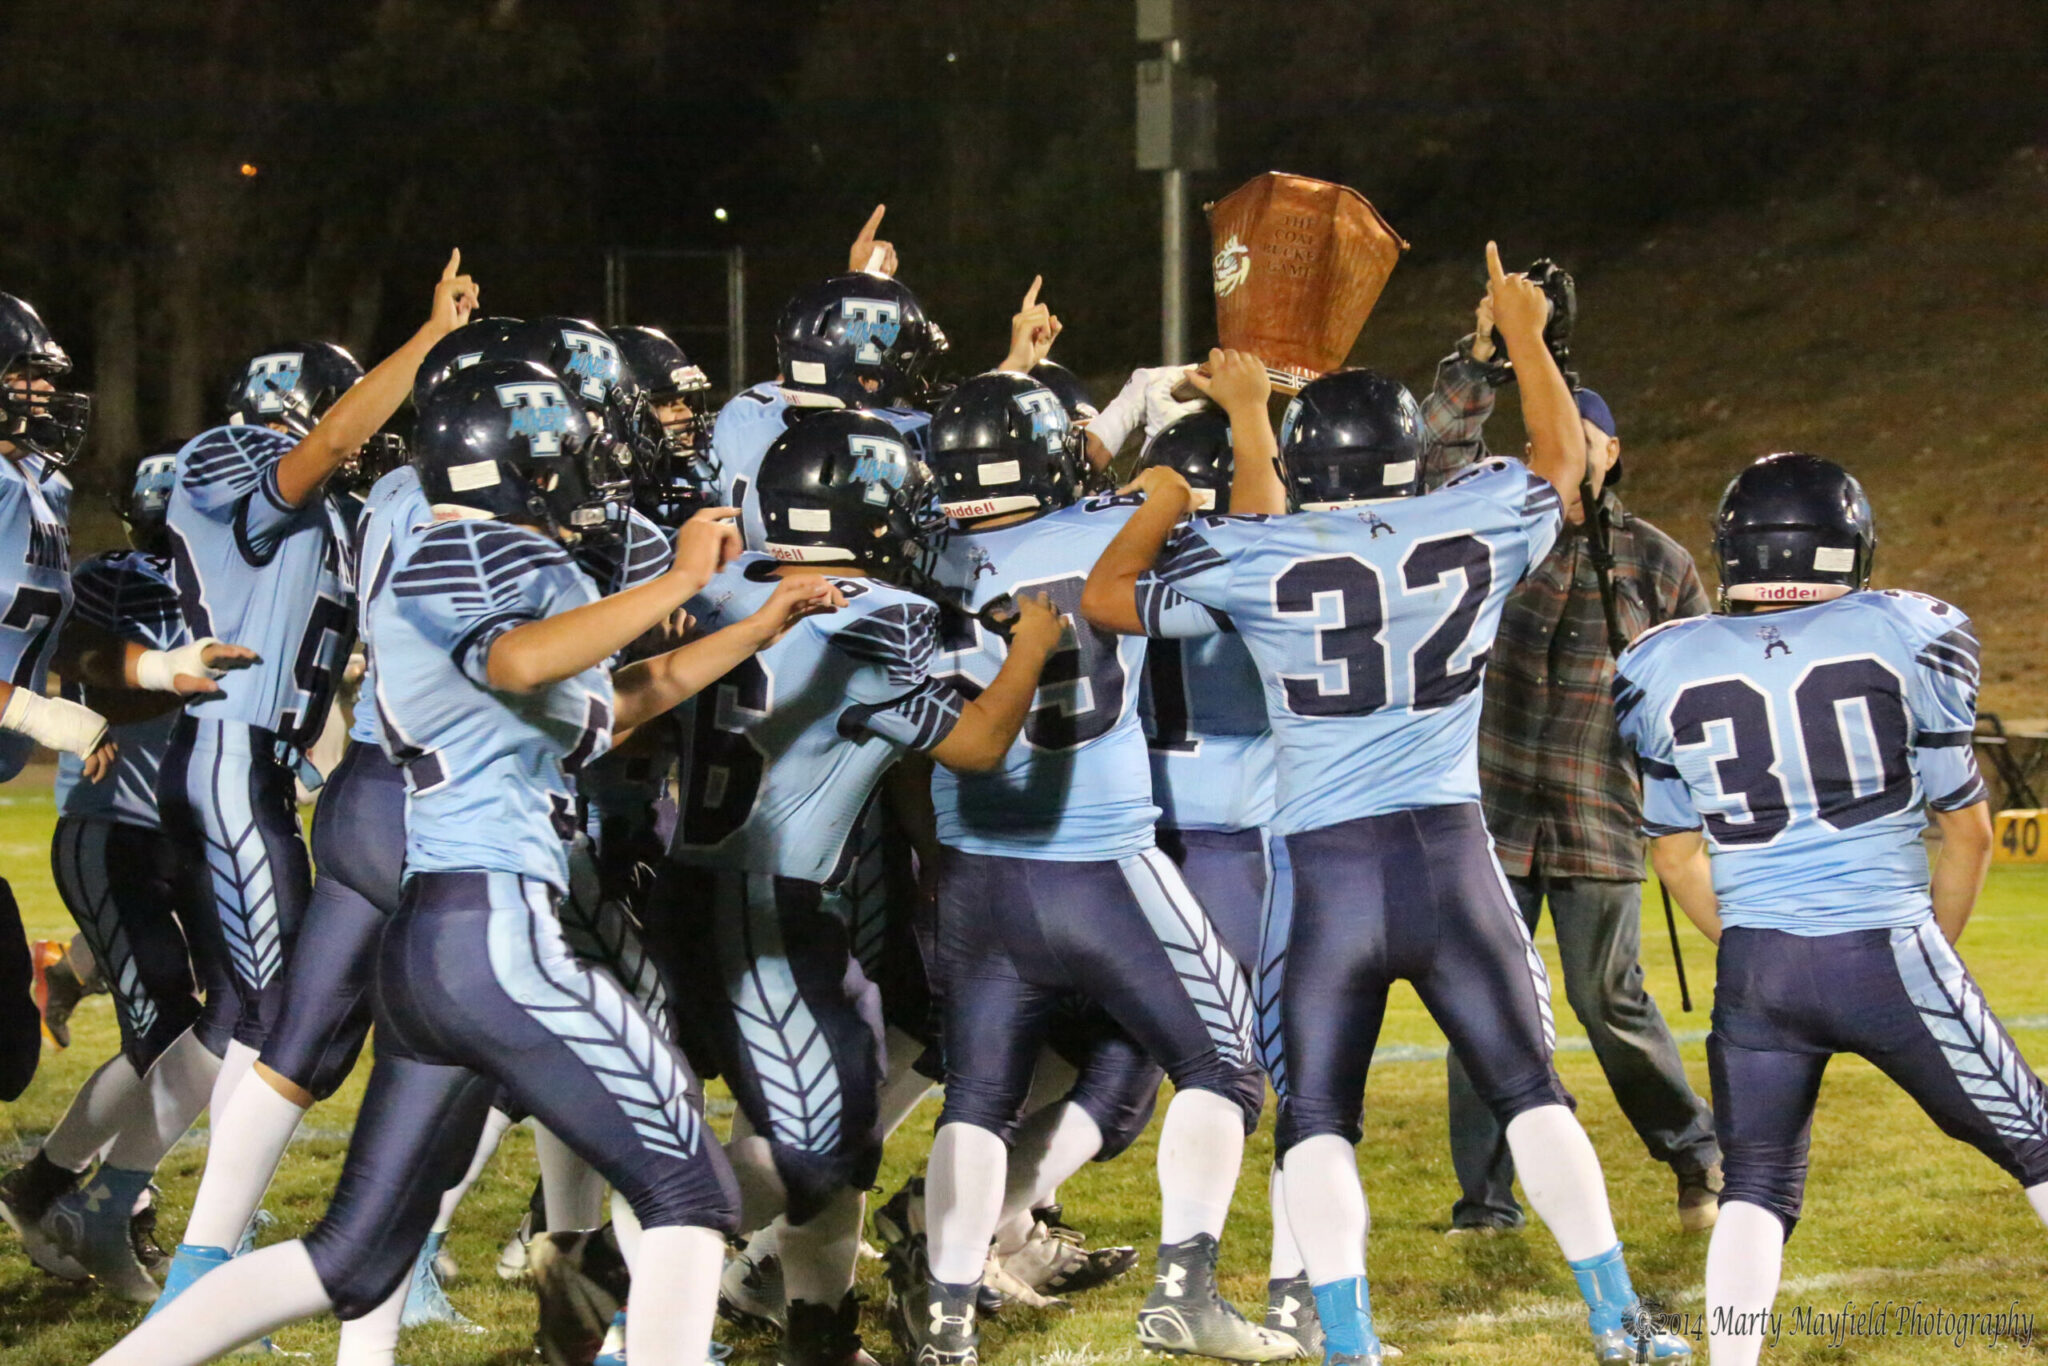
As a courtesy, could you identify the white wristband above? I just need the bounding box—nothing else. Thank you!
[0,689,110,758]
[136,638,224,693]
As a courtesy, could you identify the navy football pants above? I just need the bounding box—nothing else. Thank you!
[1712,922,2048,1236]
[935,846,1263,1144]
[302,870,736,1318]
[1266,803,1573,1158]
[261,740,405,1097]
[51,816,236,1072]
[160,717,313,1052]
[1,878,38,1101]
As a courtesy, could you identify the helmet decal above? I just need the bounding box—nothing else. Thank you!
[498,380,574,457]
[244,353,305,415]
[840,298,902,364]
[849,433,910,506]
[1014,388,1068,441]
[556,329,622,403]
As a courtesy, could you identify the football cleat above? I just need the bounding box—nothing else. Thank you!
[1592,1307,1694,1364]
[31,940,89,1048]
[977,1244,1067,1316]
[1135,1235,1299,1362]
[1002,1218,1138,1298]
[0,1154,88,1279]
[1264,1275,1323,1358]
[782,1291,879,1366]
[401,1229,482,1331]
[596,1309,628,1366]
[896,1278,979,1366]
[719,1236,786,1331]
[42,1167,160,1302]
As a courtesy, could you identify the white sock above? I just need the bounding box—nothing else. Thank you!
[878,1026,938,1140]
[782,1187,865,1305]
[42,1054,144,1171]
[1268,1165,1305,1280]
[1704,1201,1784,1366]
[535,1123,608,1232]
[182,1073,306,1249]
[612,1189,645,1270]
[2028,1182,2048,1228]
[726,1129,787,1233]
[91,1240,331,1365]
[1158,1089,1245,1244]
[1503,1105,1618,1260]
[926,1123,1008,1285]
[997,1102,1103,1253]
[206,1039,259,1131]
[1281,1135,1367,1282]
[433,1107,512,1235]
[626,1225,726,1366]
[106,1030,220,1172]
[333,1274,408,1366]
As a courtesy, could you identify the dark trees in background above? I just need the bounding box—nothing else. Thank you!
[2,0,2044,501]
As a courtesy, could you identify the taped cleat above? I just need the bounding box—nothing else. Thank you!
[719,1238,786,1332]
[1002,1218,1137,1298]
[1135,1235,1299,1362]
[979,1244,1066,1316]
[402,1230,482,1331]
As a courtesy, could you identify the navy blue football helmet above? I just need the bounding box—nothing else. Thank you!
[610,324,720,528]
[0,292,91,464]
[223,341,365,436]
[754,409,946,580]
[1278,369,1425,509]
[1028,361,1098,425]
[413,316,522,411]
[1137,407,1235,513]
[926,372,1080,522]
[411,359,628,539]
[1713,452,1875,608]
[118,441,183,555]
[774,273,936,410]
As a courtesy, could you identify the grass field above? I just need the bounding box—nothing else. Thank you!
[2,780,2044,1365]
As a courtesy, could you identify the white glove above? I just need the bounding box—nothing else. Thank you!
[1141,366,1208,442]
[0,688,110,758]
[135,638,227,693]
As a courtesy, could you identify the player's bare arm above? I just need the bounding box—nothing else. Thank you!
[53,618,259,700]
[1929,801,1994,945]
[1487,240,1587,515]
[1648,829,1721,944]
[485,508,742,694]
[928,591,1063,773]
[274,250,479,507]
[1186,347,1285,515]
[611,574,846,733]
[1079,465,1198,636]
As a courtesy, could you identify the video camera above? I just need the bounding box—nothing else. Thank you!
[1482,257,1577,387]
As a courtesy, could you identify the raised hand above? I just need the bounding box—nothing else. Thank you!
[1486,241,1549,345]
[1185,347,1270,418]
[671,507,743,589]
[850,204,899,277]
[1004,276,1060,371]
[431,249,480,336]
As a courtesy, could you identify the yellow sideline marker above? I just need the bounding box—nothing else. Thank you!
[1993,809,2045,863]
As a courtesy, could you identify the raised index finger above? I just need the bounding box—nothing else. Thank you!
[1021,275,1042,311]
[443,248,462,281]
[856,203,886,244]
[1485,240,1504,285]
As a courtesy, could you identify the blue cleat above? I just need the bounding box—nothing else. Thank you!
[595,1309,628,1365]
[401,1230,482,1332]
[1310,1276,1384,1366]
[148,1242,233,1317]
[1570,1244,1693,1363]
[42,1166,160,1303]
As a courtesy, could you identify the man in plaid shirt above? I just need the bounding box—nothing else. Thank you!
[1422,301,1724,1234]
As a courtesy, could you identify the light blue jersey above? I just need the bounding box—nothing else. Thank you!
[54,552,186,826]
[671,554,960,884]
[930,495,1213,860]
[1140,628,1277,833]
[167,425,357,749]
[1139,457,1563,835]
[573,508,673,597]
[374,519,615,892]
[712,384,930,549]
[0,453,74,782]
[1614,589,1987,934]
[347,465,434,746]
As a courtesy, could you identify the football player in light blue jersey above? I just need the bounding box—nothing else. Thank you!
[904,371,1282,1366]
[1613,453,2048,1366]
[96,360,838,1366]
[645,410,1058,1366]
[4,450,246,1298]
[156,255,480,1184]
[1086,250,1692,1366]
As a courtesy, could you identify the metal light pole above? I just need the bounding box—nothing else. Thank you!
[1136,2,1214,365]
